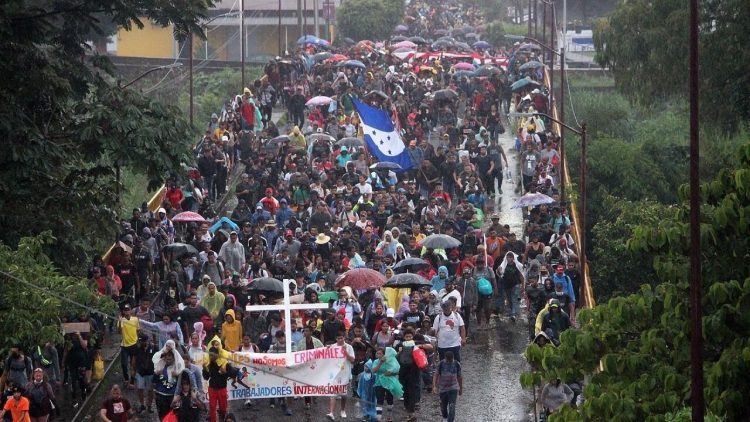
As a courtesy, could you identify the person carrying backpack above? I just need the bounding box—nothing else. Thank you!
[397,328,422,422]
[24,369,57,422]
[497,252,525,323]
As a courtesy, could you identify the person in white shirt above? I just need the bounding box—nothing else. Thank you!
[332,288,362,323]
[325,332,355,420]
[432,301,466,362]
[440,279,462,309]
[356,174,373,195]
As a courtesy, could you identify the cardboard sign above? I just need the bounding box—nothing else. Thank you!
[62,322,91,334]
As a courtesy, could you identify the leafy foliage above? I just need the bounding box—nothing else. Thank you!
[522,143,750,420]
[0,0,214,272]
[589,196,673,301]
[0,233,115,356]
[592,0,750,126]
[338,0,405,42]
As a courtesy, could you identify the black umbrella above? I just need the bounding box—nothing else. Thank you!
[434,29,449,36]
[337,137,364,148]
[433,89,458,101]
[384,273,432,290]
[420,234,462,249]
[431,40,455,50]
[408,36,428,44]
[391,35,408,42]
[342,37,356,45]
[312,52,333,62]
[366,90,389,100]
[454,42,473,52]
[474,65,502,77]
[268,135,291,146]
[161,243,199,258]
[392,257,430,273]
[247,277,284,294]
[370,162,402,170]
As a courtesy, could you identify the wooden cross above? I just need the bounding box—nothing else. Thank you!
[245,281,329,355]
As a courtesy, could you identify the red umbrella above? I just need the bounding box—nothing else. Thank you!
[326,54,349,63]
[172,211,206,223]
[335,268,387,290]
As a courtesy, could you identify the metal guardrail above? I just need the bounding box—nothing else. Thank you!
[543,65,595,308]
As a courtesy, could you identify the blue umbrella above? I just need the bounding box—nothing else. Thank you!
[297,35,320,45]
[343,59,366,69]
[209,217,239,234]
[473,40,491,49]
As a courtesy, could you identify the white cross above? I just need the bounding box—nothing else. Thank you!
[245,280,329,355]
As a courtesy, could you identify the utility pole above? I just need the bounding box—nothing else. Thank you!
[297,0,303,40]
[527,0,532,37]
[559,46,565,197]
[313,0,320,38]
[688,0,703,419]
[533,0,538,40]
[240,0,245,89]
[278,0,282,55]
[579,122,587,307]
[189,34,194,127]
[304,0,308,34]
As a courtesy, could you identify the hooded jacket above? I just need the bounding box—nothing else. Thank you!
[221,309,243,352]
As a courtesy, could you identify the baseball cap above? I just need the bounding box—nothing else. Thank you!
[285,229,293,236]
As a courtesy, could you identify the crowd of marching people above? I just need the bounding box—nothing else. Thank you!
[0,1,583,421]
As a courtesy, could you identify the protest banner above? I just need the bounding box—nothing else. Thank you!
[226,346,352,400]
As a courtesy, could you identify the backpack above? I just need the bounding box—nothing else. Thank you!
[477,278,493,296]
[398,346,415,367]
[27,383,49,410]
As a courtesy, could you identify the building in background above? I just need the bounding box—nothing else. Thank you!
[112,0,340,61]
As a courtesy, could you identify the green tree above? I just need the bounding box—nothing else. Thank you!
[338,0,405,42]
[0,232,115,356]
[522,143,750,420]
[0,0,214,272]
[592,0,750,126]
[589,196,673,301]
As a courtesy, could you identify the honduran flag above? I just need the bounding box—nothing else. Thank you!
[352,99,412,170]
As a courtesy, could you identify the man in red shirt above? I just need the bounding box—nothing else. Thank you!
[429,183,452,208]
[240,87,256,131]
[260,188,279,215]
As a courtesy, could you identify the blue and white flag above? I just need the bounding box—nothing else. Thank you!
[352,99,413,170]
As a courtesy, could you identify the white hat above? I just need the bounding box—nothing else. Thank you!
[386,308,395,318]
[158,207,166,214]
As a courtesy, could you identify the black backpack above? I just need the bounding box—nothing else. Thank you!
[398,346,415,367]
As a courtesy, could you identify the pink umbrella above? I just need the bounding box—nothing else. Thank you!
[453,62,475,71]
[305,96,334,106]
[172,211,206,223]
[392,40,417,49]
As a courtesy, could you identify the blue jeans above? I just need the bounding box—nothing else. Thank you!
[496,284,521,317]
[440,390,458,422]
[203,175,214,201]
